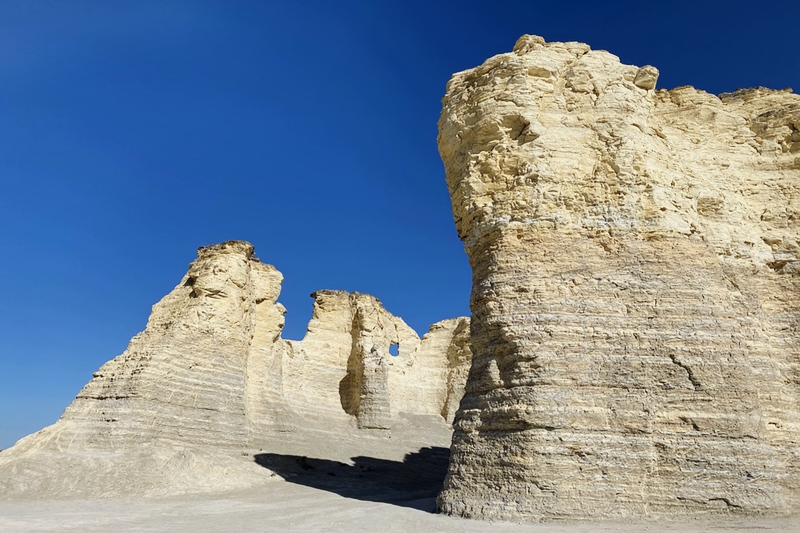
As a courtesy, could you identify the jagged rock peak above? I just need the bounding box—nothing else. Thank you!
[437,36,800,521]
[197,239,255,258]
[513,34,661,90]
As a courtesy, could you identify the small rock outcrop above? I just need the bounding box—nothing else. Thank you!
[0,241,470,497]
[437,36,800,521]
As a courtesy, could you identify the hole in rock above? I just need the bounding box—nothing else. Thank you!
[389,343,399,357]
[279,292,314,341]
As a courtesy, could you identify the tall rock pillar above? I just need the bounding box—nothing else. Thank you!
[437,35,800,521]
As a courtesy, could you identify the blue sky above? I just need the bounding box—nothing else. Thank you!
[1,1,797,449]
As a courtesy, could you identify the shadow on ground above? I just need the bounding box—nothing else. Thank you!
[254,446,450,511]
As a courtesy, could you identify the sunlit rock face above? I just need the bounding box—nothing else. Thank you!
[281,290,471,431]
[436,35,800,521]
[0,241,470,497]
[65,240,285,448]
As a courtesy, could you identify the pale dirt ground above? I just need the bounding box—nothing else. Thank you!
[1,487,799,533]
[2,425,798,532]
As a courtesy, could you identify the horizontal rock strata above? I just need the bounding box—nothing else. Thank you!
[281,290,471,431]
[436,35,800,521]
[0,241,469,497]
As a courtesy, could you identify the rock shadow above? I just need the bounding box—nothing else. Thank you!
[254,446,450,511]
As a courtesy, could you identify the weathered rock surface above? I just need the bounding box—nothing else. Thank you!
[0,241,470,497]
[437,35,800,521]
[282,290,471,431]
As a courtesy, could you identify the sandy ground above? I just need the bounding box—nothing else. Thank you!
[2,449,798,533]
[1,487,799,533]
[2,425,798,532]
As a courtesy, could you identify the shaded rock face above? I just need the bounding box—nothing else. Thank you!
[0,241,470,497]
[437,35,800,521]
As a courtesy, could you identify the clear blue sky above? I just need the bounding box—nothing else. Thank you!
[1,1,797,449]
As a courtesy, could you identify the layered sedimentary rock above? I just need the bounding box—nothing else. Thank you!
[437,35,800,521]
[282,290,470,430]
[0,241,469,497]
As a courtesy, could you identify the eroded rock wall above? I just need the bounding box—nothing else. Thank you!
[50,241,281,449]
[437,35,800,521]
[389,317,472,422]
[281,291,471,430]
[0,241,470,497]
[281,290,416,430]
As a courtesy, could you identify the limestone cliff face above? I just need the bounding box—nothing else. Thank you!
[0,241,470,497]
[52,241,281,448]
[282,290,412,430]
[437,35,800,521]
[280,290,471,430]
[393,317,472,423]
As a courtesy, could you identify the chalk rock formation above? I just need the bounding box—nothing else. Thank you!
[0,241,470,497]
[437,35,800,521]
[281,291,470,430]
